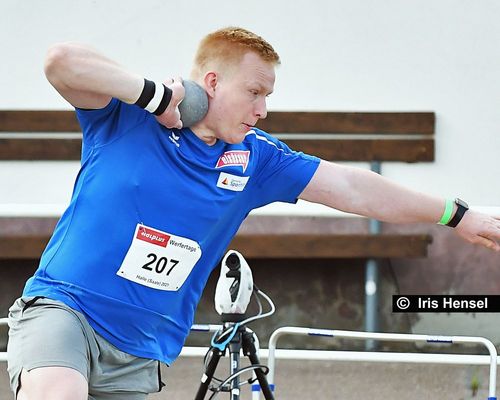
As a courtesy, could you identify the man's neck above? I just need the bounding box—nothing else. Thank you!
[189,123,218,146]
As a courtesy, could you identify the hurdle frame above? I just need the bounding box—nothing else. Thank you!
[267,326,498,400]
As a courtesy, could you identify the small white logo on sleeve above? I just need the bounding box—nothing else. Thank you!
[217,172,250,192]
[169,131,180,147]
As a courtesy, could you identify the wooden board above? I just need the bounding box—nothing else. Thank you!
[0,110,435,134]
[0,233,432,260]
[0,137,434,162]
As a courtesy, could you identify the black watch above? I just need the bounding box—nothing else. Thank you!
[446,198,469,228]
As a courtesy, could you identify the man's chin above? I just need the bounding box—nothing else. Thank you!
[221,129,249,144]
[226,136,245,144]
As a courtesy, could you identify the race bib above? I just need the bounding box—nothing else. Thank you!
[117,224,202,291]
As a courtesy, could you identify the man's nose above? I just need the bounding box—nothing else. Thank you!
[255,98,268,119]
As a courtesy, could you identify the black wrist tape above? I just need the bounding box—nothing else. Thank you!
[134,79,155,108]
[134,78,173,115]
[153,84,172,116]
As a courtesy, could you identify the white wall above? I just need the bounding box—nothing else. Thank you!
[1,0,499,212]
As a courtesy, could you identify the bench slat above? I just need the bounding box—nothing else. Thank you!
[283,138,434,162]
[0,138,82,160]
[0,111,435,135]
[230,234,432,258]
[0,111,80,132]
[0,236,49,259]
[0,138,434,162]
[257,112,435,134]
[0,234,431,259]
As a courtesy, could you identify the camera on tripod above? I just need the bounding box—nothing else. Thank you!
[215,250,254,321]
[195,250,275,400]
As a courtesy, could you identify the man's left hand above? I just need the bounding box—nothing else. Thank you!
[455,210,500,251]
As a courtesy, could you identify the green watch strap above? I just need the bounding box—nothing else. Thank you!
[438,199,454,225]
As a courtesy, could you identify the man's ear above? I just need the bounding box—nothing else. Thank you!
[203,72,218,98]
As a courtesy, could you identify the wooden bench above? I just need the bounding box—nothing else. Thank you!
[0,110,434,260]
[0,109,435,337]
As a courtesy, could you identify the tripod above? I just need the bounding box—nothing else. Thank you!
[194,318,275,400]
[195,250,275,399]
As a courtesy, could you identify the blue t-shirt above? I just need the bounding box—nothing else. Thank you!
[23,99,320,364]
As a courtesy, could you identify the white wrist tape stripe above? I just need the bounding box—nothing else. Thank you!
[144,82,165,114]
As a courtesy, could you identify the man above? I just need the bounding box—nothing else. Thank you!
[7,26,500,400]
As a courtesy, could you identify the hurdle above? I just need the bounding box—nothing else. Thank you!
[267,327,498,400]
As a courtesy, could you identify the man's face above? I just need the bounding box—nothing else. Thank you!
[209,52,276,144]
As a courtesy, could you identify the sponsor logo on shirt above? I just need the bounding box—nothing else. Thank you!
[216,172,250,192]
[137,226,170,247]
[215,150,250,172]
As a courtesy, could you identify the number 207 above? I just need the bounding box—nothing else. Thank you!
[142,253,179,275]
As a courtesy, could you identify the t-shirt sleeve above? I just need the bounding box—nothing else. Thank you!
[248,131,320,208]
[75,98,149,148]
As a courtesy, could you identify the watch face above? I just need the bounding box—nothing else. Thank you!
[455,198,469,208]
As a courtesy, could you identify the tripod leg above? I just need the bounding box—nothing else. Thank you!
[229,331,243,400]
[229,349,241,399]
[242,331,275,400]
[195,347,223,400]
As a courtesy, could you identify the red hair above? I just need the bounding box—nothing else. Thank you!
[192,27,280,79]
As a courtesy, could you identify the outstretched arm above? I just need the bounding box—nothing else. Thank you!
[44,42,184,128]
[299,160,500,251]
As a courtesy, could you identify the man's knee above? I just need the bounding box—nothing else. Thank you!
[18,367,88,400]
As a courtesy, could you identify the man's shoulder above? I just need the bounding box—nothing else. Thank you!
[75,98,149,129]
[244,127,281,148]
[244,127,298,158]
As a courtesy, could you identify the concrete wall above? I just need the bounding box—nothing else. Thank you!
[0,0,499,208]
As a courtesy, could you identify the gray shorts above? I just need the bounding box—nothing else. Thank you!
[7,296,165,400]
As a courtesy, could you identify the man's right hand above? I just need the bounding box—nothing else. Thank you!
[155,77,185,129]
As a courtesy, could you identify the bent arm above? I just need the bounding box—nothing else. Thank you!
[299,160,500,251]
[44,42,144,109]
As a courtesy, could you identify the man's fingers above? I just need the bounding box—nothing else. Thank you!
[455,211,500,252]
[164,77,180,86]
[487,217,500,238]
[174,109,183,129]
[153,77,185,129]
[168,77,185,107]
[476,235,500,252]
